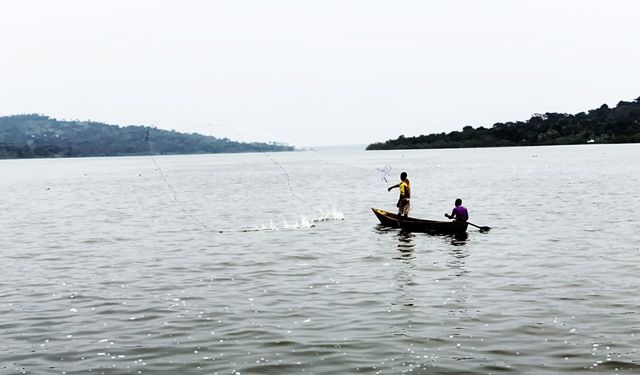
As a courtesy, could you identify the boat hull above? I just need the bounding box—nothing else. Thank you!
[372,208,468,234]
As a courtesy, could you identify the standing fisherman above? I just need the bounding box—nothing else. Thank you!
[388,172,411,217]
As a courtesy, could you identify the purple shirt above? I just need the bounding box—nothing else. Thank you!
[451,206,468,222]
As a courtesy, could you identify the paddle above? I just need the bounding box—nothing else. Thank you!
[467,222,491,231]
[445,213,490,231]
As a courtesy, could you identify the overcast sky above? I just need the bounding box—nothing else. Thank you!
[2,1,639,146]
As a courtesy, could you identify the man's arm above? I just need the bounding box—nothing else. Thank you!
[444,208,456,219]
[387,183,400,192]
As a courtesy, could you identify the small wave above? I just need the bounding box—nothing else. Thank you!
[308,207,345,223]
[222,208,345,233]
[246,219,314,232]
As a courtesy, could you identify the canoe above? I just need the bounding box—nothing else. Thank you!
[372,208,468,234]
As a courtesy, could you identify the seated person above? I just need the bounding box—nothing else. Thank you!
[445,198,468,222]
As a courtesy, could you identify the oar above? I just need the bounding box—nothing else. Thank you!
[467,222,490,231]
[445,213,490,231]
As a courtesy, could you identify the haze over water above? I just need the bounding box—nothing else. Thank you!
[2,144,640,374]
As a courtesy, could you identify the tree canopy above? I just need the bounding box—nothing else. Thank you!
[0,114,293,159]
[366,97,640,150]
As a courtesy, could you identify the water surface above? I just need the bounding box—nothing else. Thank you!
[2,144,640,374]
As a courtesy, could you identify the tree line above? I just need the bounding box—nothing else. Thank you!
[0,114,293,159]
[366,97,640,150]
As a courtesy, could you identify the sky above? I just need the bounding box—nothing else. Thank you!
[1,0,639,147]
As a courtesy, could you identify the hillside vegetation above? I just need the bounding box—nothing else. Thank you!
[367,97,640,150]
[0,114,293,159]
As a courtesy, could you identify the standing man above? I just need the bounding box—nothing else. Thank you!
[388,172,411,217]
[445,198,468,222]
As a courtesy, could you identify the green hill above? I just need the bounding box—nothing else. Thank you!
[366,97,640,150]
[0,114,293,159]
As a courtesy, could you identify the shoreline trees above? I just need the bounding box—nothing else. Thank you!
[367,98,640,150]
[0,115,293,159]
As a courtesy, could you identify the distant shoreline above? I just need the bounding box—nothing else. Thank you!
[0,114,294,159]
[366,97,640,151]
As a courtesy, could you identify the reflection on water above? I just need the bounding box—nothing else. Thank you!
[394,229,416,261]
[450,231,468,245]
[391,230,416,338]
[373,224,396,234]
[445,232,469,276]
[447,247,470,277]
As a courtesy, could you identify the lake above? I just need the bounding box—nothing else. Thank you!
[2,144,640,374]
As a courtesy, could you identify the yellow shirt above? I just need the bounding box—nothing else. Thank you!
[399,179,411,199]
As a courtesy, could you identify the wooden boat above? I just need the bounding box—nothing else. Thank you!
[372,208,468,234]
